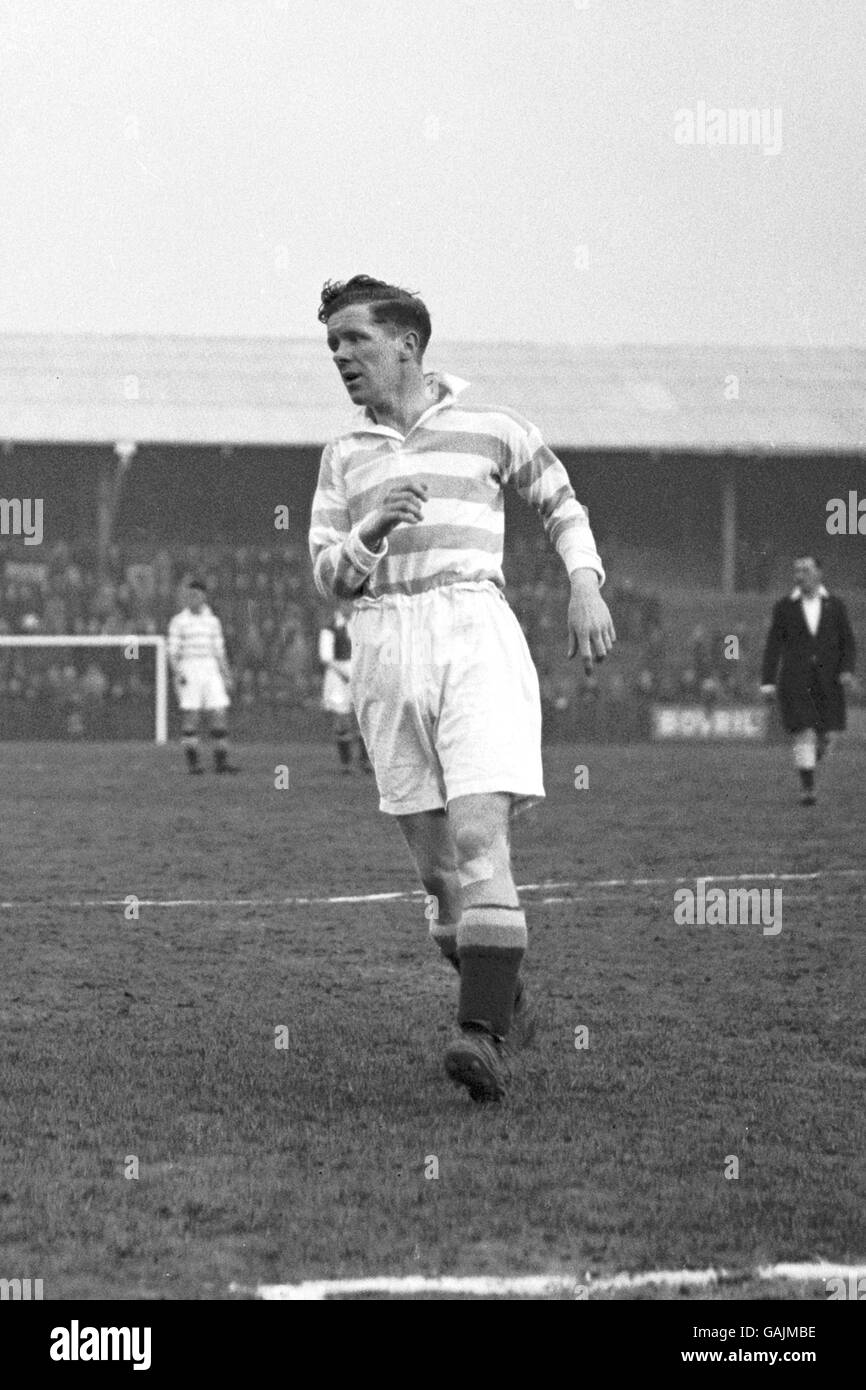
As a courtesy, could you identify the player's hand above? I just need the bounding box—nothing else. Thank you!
[359,482,428,549]
[566,571,616,676]
[760,683,776,702]
[839,671,857,693]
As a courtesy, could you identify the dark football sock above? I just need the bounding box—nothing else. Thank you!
[457,904,527,1039]
[439,938,461,972]
[182,734,199,768]
[428,915,460,971]
[212,729,228,770]
[434,933,524,1000]
[431,915,525,1010]
[799,768,815,792]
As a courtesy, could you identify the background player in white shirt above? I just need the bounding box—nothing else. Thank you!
[319,601,373,774]
[168,579,237,774]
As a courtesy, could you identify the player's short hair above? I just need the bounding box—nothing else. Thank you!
[187,578,207,592]
[795,555,823,570]
[317,275,432,357]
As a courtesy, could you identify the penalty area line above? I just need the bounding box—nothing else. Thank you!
[0,867,863,912]
[231,1259,866,1301]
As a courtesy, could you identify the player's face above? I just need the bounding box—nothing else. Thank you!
[326,304,406,409]
[793,558,820,594]
[187,588,205,612]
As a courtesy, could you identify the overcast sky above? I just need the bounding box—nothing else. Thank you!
[0,0,863,345]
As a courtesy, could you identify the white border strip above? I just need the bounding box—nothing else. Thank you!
[231,1260,866,1301]
[1,867,863,912]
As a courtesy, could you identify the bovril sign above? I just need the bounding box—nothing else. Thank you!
[651,705,768,741]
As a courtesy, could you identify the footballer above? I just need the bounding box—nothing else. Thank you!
[319,600,373,774]
[168,579,238,775]
[308,275,615,1103]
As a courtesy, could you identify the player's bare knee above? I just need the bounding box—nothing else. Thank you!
[451,822,504,888]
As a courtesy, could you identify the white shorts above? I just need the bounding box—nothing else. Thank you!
[350,581,545,816]
[177,661,230,713]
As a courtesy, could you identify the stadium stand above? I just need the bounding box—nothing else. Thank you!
[1,337,863,740]
[3,534,859,742]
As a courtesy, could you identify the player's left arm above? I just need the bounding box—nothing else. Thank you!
[505,423,615,674]
[213,617,232,688]
[566,567,616,675]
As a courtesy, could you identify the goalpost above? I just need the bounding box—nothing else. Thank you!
[0,635,169,743]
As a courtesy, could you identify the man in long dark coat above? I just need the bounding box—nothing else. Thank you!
[761,556,857,805]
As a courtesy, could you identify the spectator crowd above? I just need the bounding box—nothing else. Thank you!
[2,535,846,741]
[0,538,322,737]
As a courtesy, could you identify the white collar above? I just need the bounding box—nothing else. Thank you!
[422,370,471,402]
[345,372,471,437]
[791,585,828,600]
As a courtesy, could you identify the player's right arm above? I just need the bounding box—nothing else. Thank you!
[318,627,351,684]
[759,599,786,694]
[357,482,428,550]
[309,443,427,597]
[167,613,185,682]
[318,627,335,666]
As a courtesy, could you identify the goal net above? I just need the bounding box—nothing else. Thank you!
[0,635,168,742]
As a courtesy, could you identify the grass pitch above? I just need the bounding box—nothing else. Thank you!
[0,740,864,1300]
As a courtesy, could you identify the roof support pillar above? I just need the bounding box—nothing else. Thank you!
[96,441,137,577]
[720,459,737,595]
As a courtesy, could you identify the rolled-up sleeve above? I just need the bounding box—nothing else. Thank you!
[309,443,389,598]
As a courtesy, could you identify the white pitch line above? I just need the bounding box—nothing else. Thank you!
[538,891,816,906]
[523,869,865,892]
[231,1259,866,1301]
[0,866,862,912]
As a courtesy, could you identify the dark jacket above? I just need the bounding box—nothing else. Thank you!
[761,590,856,732]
